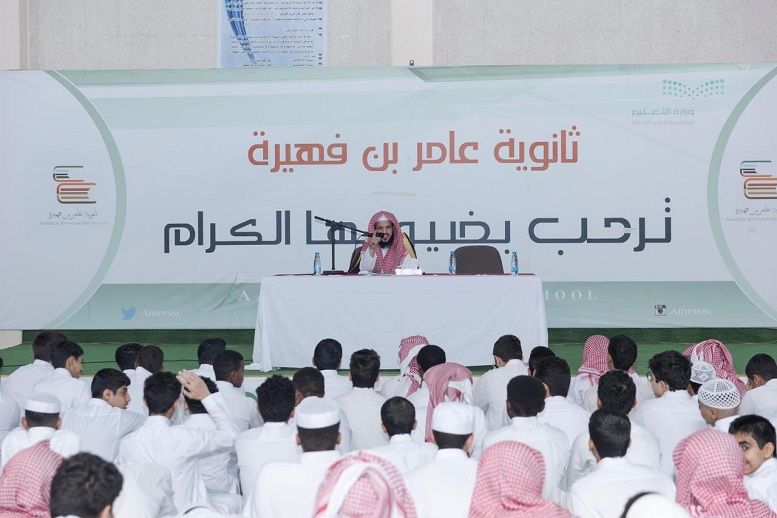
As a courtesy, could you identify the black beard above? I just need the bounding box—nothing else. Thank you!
[381,233,395,248]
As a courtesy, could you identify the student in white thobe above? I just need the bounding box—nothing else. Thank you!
[114,342,143,380]
[729,414,777,512]
[61,368,145,462]
[0,330,62,408]
[191,337,226,382]
[113,462,178,518]
[335,349,388,450]
[697,378,741,434]
[379,335,428,400]
[213,351,262,432]
[247,396,342,517]
[741,353,777,418]
[473,334,528,431]
[368,396,437,474]
[118,370,240,513]
[0,393,80,469]
[406,344,446,443]
[312,338,353,400]
[33,340,90,413]
[406,402,479,518]
[534,356,590,445]
[483,375,569,505]
[0,391,19,449]
[235,375,299,502]
[126,345,165,417]
[632,351,706,477]
[566,371,661,491]
[570,409,675,518]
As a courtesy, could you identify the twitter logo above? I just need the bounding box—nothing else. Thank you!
[121,307,136,320]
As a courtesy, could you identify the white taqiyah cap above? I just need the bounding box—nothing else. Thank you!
[624,493,690,518]
[376,213,390,222]
[698,378,741,410]
[296,396,340,429]
[690,361,715,384]
[24,393,61,414]
[431,401,475,435]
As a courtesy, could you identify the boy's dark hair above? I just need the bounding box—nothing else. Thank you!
[507,375,546,417]
[25,409,59,428]
[256,375,296,422]
[729,415,777,456]
[143,372,181,414]
[184,376,218,414]
[381,397,416,437]
[608,335,638,371]
[527,346,556,375]
[349,349,380,388]
[137,345,164,374]
[50,340,84,369]
[197,337,226,365]
[91,369,131,399]
[297,423,339,452]
[492,334,523,362]
[114,343,142,371]
[745,354,777,383]
[214,350,244,382]
[32,331,67,362]
[533,356,571,397]
[293,367,325,398]
[432,430,470,450]
[313,338,343,371]
[597,371,637,414]
[589,408,631,458]
[50,452,123,518]
[417,345,446,373]
[648,350,691,391]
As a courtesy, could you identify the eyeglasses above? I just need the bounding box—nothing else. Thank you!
[646,371,653,382]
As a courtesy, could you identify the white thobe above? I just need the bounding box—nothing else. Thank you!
[181,413,242,514]
[321,370,352,400]
[118,393,240,512]
[127,366,154,416]
[0,394,19,449]
[0,426,81,469]
[483,416,570,505]
[538,395,591,445]
[113,462,178,518]
[335,387,388,450]
[631,390,707,477]
[61,398,145,462]
[368,433,438,474]
[569,457,676,518]
[566,420,661,491]
[568,374,596,408]
[359,248,417,274]
[215,381,262,432]
[379,374,411,399]
[713,414,740,432]
[405,449,478,518]
[408,385,430,443]
[191,364,217,382]
[235,421,299,501]
[744,457,777,512]
[247,449,341,518]
[1,359,54,408]
[473,359,528,431]
[740,379,777,418]
[582,372,655,413]
[33,367,90,413]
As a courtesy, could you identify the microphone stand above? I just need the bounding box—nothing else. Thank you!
[313,216,374,275]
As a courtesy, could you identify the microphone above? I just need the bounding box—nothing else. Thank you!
[367,232,385,238]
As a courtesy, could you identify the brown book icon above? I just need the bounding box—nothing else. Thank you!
[53,166,96,204]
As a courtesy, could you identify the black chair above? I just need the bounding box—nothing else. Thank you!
[454,245,504,274]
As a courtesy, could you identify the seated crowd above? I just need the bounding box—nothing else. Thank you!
[0,330,775,517]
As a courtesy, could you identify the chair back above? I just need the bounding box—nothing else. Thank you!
[453,245,504,274]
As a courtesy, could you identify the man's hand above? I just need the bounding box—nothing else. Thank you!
[177,370,211,401]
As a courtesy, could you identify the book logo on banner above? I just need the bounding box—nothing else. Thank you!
[740,161,777,200]
[42,165,108,227]
[53,166,96,204]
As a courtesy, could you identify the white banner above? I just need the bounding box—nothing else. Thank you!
[1,65,776,329]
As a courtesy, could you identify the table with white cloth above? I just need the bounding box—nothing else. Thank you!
[250,274,548,371]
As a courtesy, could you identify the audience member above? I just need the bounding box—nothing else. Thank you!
[1,330,63,408]
[406,402,479,518]
[292,367,352,453]
[473,334,528,431]
[407,344,446,441]
[214,350,261,431]
[683,339,747,397]
[697,378,741,431]
[527,346,556,377]
[312,338,352,400]
[368,396,437,474]
[380,335,429,399]
[729,415,777,512]
[688,360,715,398]
[582,335,653,412]
[569,335,609,407]
[534,356,589,444]
[192,338,226,381]
[33,340,90,413]
[741,353,777,417]
[126,345,165,416]
[0,440,64,517]
[114,342,143,377]
[335,349,387,450]
[61,368,144,462]
[49,452,123,518]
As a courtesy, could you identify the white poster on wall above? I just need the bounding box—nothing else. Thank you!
[1,64,776,329]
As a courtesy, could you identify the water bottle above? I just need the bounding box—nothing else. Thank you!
[448,251,456,275]
[510,251,519,275]
[313,252,322,276]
